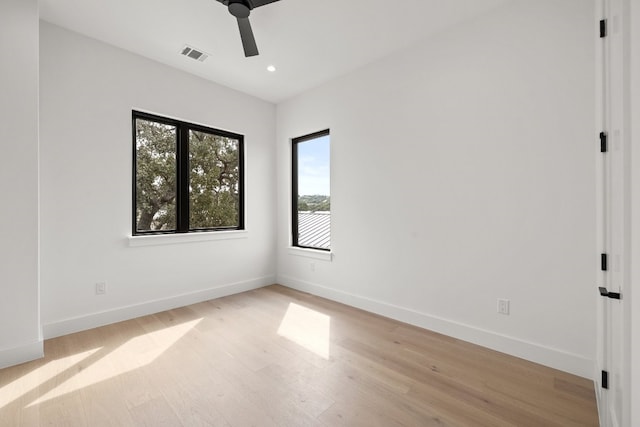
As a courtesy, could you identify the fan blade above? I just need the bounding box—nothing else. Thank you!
[237,17,259,57]
[248,0,279,8]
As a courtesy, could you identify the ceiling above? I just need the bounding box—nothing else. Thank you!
[39,0,510,103]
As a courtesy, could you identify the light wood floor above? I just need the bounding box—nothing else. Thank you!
[0,285,598,426]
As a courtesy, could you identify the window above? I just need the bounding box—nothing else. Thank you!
[292,130,330,250]
[133,111,244,235]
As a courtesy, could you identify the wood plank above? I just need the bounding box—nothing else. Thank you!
[0,285,598,426]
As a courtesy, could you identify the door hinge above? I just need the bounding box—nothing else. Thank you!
[600,132,608,153]
[601,253,608,271]
[602,370,609,389]
[600,19,607,38]
[599,287,621,300]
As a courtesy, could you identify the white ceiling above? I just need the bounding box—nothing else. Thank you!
[39,0,510,103]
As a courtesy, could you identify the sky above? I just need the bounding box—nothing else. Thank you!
[298,134,330,196]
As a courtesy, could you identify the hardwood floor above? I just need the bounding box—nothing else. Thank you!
[0,285,598,426]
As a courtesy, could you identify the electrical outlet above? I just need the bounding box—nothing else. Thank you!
[497,299,510,315]
[95,282,107,295]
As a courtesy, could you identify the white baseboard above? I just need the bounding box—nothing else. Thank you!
[43,276,275,339]
[0,339,43,370]
[278,275,594,379]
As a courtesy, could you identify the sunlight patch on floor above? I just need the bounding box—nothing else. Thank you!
[277,303,331,359]
[26,318,202,407]
[0,347,102,409]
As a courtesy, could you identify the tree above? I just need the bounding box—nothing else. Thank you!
[135,120,240,231]
[297,199,310,211]
[297,195,330,212]
[189,130,239,228]
[135,119,176,231]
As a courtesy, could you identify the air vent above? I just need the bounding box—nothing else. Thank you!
[180,45,209,62]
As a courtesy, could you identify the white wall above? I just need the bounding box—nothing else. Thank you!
[39,23,277,337]
[0,0,42,368]
[630,0,640,424]
[276,0,596,377]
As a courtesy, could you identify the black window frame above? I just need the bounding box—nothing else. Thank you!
[132,110,244,236]
[291,129,330,251]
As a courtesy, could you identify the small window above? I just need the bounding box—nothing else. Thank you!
[133,111,244,235]
[292,130,330,250]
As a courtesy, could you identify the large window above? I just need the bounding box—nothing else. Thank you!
[292,130,330,250]
[133,111,244,235]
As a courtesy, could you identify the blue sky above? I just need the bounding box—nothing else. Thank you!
[298,135,330,196]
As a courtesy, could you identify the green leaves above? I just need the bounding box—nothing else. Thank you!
[297,195,330,212]
[135,119,177,231]
[135,118,240,232]
[189,130,239,228]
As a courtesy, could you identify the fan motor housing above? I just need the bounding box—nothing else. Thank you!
[228,1,250,18]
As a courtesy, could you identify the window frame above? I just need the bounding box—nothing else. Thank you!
[132,110,244,236]
[291,129,330,251]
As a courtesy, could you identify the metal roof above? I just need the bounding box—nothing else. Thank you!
[298,211,330,250]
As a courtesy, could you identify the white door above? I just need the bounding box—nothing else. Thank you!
[595,0,630,425]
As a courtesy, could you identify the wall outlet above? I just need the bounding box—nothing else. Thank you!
[95,281,107,295]
[497,298,510,315]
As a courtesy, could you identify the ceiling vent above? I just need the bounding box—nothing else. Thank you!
[180,45,209,62]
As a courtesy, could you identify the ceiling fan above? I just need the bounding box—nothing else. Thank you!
[215,0,280,57]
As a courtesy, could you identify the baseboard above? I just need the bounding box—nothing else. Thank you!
[43,275,275,339]
[278,275,594,379]
[0,339,44,370]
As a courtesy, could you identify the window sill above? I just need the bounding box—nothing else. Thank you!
[288,247,333,261]
[128,230,248,247]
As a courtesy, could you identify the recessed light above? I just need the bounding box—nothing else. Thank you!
[267,65,276,72]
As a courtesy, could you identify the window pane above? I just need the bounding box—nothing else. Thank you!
[295,133,330,250]
[135,119,177,232]
[189,130,240,229]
